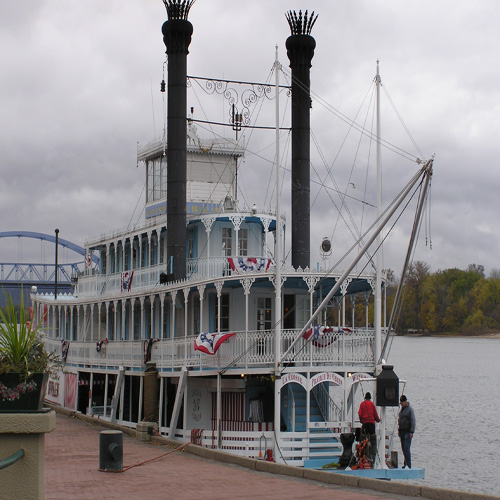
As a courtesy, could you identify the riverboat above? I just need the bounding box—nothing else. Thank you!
[32,2,430,478]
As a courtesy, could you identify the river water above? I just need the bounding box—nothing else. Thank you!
[386,336,500,497]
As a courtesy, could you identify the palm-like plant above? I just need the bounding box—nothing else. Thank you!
[0,292,60,377]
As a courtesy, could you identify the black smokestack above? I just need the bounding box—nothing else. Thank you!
[285,10,317,270]
[162,0,194,281]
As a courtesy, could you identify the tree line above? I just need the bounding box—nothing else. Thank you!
[387,262,500,335]
[330,262,500,335]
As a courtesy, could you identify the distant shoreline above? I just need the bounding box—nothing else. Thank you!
[398,332,500,339]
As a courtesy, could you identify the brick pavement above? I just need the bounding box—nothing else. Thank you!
[44,413,429,500]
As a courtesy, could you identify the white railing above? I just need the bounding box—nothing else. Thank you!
[186,256,274,280]
[75,264,164,297]
[75,256,274,297]
[43,328,378,372]
[311,383,343,422]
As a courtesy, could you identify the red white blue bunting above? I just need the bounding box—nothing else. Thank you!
[120,271,134,292]
[228,257,271,273]
[303,326,352,347]
[194,332,236,355]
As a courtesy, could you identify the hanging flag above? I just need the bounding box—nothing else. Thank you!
[194,332,236,355]
[228,257,271,273]
[85,252,92,270]
[120,271,134,292]
[302,325,338,347]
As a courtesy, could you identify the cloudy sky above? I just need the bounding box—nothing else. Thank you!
[1,0,499,278]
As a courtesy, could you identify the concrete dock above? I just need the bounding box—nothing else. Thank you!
[44,411,495,500]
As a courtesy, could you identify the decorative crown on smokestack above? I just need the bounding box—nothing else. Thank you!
[285,10,318,35]
[162,0,196,20]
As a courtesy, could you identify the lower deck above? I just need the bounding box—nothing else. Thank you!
[44,361,400,471]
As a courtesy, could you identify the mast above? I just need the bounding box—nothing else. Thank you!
[374,60,382,368]
[274,46,282,461]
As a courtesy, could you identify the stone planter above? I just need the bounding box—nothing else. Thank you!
[0,373,48,412]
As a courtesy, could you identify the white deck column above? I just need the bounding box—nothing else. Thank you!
[105,301,110,341]
[151,295,155,339]
[183,288,189,355]
[97,302,102,339]
[241,277,254,369]
[139,296,145,340]
[139,237,143,269]
[76,306,81,341]
[70,305,74,340]
[197,284,205,334]
[122,239,126,271]
[160,293,166,338]
[106,243,110,275]
[146,231,152,267]
[170,291,176,338]
[131,298,136,340]
[90,303,94,341]
[113,300,118,341]
[122,299,126,340]
[63,305,67,340]
[201,216,216,278]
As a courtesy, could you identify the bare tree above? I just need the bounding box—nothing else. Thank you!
[489,268,500,279]
[467,263,485,277]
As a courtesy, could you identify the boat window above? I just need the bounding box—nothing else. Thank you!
[215,294,230,332]
[222,227,232,257]
[296,296,309,328]
[146,158,167,202]
[238,228,248,256]
[257,297,272,330]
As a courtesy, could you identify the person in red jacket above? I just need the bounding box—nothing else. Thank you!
[358,392,380,435]
[358,392,380,463]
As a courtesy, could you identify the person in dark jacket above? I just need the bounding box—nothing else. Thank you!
[358,392,380,462]
[398,394,416,468]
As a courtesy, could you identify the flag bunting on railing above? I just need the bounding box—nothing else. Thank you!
[120,271,134,292]
[228,257,271,273]
[302,325,352,347]
[194,332,236,355]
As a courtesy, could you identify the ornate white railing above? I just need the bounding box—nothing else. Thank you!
[186,256,274,280]
[74,256,274,298]
[43,328,378,372]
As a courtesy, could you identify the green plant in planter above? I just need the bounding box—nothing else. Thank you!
[0,291,61,410]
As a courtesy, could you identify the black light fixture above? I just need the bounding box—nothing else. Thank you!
[376,365,400,406]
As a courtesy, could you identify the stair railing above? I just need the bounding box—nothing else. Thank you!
[311,383,343,424]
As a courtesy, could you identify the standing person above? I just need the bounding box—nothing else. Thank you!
[398,394,416,468]
[358,392,380,463]
[358,392,380,436]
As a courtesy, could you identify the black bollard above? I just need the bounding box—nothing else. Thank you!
[99,430,123,472]
[339,432,355,469]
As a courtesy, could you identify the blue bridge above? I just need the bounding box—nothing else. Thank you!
[0,231,99,306]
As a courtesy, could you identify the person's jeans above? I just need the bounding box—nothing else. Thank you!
[400,432,412,468]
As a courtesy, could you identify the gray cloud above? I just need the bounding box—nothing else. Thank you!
[1,1,499,276]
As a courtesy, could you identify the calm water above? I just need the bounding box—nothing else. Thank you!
[387,336,500,497]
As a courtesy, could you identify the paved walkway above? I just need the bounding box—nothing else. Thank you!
[45,413,429,500]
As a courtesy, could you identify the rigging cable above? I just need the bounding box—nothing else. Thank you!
[281,65,420,164]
